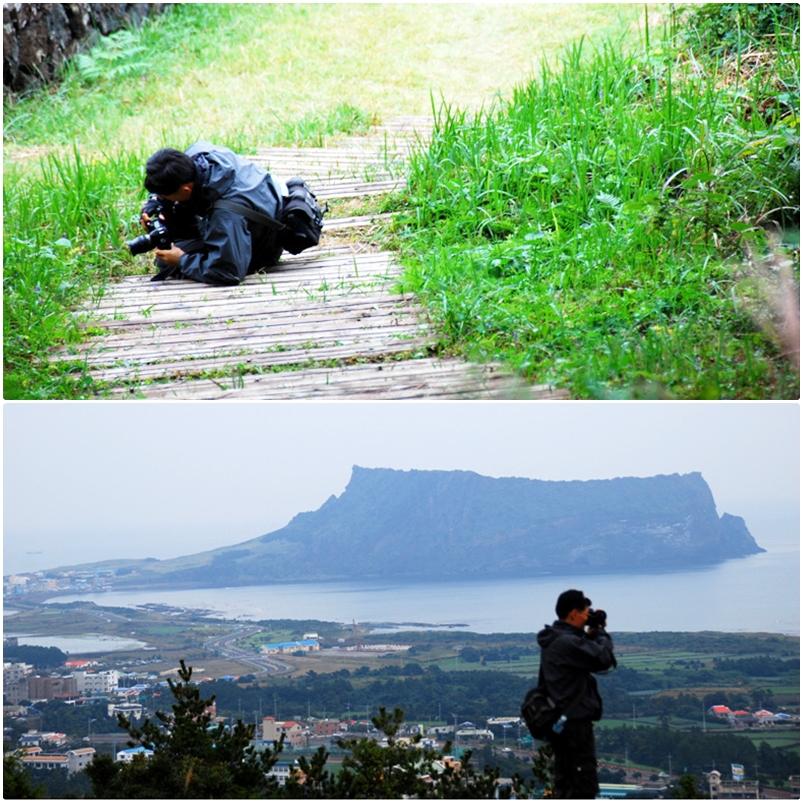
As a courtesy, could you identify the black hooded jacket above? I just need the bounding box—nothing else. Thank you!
[174,142,284,285]
[536,621,617,721]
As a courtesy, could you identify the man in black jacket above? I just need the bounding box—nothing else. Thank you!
[537,589,617,799]
[140,142,285,285]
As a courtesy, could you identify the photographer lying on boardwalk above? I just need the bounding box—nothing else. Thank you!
[132,142,322,285]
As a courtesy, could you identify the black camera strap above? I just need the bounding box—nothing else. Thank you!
[212,199,286,232]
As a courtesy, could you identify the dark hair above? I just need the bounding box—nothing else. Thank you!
[556,589,591,620]
[144,148,196,195]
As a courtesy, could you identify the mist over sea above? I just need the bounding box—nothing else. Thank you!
[36,540,799,635]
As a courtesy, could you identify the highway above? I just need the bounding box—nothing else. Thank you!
[203,625,294,676]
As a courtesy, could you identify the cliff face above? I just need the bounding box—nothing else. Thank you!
[109,467,765,588]
[3,4,170,95]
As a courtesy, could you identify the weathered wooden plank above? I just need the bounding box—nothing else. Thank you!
[80,293,420,330]
[324,213,393,230]
[84,341,430,378]
[58,322,430,366]
[83,281,404,325]
[88,276,404,314]
[105,359,569,401]
[96,249,396,291]
[86,337,435,383]
[315,179,404,199]
[84,255,401,316]
[59,317,427,358]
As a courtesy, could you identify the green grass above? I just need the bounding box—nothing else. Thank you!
[3,4,643,157]
[396,14,800,398]
[3,147,145,398]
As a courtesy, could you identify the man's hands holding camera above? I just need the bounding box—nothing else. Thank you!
[129,194,184,265]
[586,608,608,630]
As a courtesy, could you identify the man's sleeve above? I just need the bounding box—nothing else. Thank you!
[178,208,252,285]
[567,631,617,673]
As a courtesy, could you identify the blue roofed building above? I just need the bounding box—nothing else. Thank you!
[260,639,320,655]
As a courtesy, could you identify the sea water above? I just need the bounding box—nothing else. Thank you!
[42,543,799,636]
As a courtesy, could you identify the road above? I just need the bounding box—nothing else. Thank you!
[203,625,294,676]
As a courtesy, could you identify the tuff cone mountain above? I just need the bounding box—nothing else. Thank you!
[50,467,764,589]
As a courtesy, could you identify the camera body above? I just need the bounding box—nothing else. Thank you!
[127,198,172,255]
[586,608,607,629]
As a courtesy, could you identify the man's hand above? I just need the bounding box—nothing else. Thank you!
[140,195,163,229]
[154,244,185,266]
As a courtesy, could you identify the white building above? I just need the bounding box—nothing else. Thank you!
[456,728,494,741]
[116,746,154,763]
[108,701,144,720]
[66,748,96,775]
[74,669,119,695]
[268,761,300,786]
[3,661,34,683]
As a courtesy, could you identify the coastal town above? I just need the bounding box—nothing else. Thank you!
[4,568,118,600]
[4,623,800,800]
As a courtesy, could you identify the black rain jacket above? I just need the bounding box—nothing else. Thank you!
[174,142,284,285]
[536,620,617,721]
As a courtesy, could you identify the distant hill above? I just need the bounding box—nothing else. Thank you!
[43,467,764,589]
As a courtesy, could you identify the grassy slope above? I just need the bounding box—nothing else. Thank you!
[4,4,644,155]
[395,14,800,399]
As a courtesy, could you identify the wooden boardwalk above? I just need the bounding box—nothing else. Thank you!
[52,118,568,399]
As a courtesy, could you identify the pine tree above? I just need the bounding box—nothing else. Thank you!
[3,752,45,799]
[85,659,283,798]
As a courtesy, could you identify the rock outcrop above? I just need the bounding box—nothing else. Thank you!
[73,466,764,589]
[3,3,169,95]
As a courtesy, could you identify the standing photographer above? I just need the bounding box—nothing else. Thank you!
[138,142,285,285]
[537,589,617,799]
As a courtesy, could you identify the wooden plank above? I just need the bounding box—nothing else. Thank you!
[58,322,430,366]
[106,359,565,401]
[315,179,404,199]
[87,337,435,383]
[79,293,420,330]
[87,276,405,316]
[324,213,393,230]
[84,252,400,315]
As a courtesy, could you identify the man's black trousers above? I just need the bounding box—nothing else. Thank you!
[549,718,599,799]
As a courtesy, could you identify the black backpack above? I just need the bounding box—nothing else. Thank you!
[213,176,324,256]
[521,668,587,741]
[279,177,325,254]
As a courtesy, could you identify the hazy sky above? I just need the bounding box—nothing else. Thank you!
[3,401,799,574]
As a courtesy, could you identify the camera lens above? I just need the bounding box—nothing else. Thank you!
[127,232,156,256]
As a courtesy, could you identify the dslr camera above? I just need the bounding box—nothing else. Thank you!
[586,608,607,629]
[127,196,172,256]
